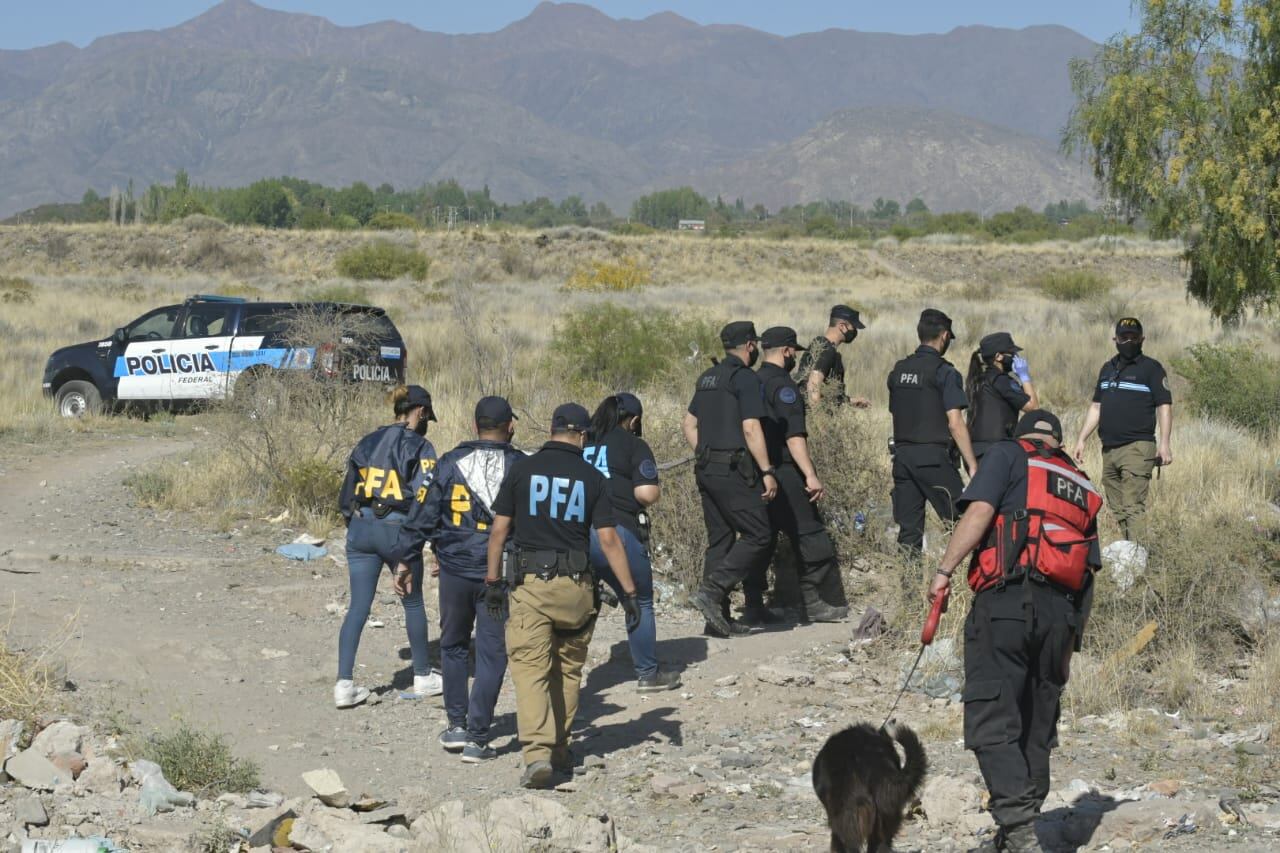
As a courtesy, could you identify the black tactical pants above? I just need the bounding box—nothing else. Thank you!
[891,443,963,554]
[696,461,774,602]
[746,462,842,608]
[963,579,1082,830]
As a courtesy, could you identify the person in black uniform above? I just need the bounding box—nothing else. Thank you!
[927,410,1101,853]
[484,403,641,790]
[965,332,1040,463]
[400,395,523,763]
[335,385,440,709]
[682,321,779,638]
[750,326,849,623]
[887,308,975,556]
[584,393,681,692]
[795,304,871,408]
[1072,317,1174,539]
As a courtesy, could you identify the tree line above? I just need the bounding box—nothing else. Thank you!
[8,173,1123,244]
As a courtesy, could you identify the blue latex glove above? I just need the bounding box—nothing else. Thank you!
[1012,354,1031,384]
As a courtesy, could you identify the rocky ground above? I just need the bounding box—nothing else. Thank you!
[2,433,1279,851]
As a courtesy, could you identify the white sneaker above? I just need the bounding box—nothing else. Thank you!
[411,671,443,698]
[334,679,370,708]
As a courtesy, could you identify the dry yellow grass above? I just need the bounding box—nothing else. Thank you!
[2,223,1277,723]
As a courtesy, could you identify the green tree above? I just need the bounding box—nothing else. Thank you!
[240,179,295,228]
[335,182,376,225]
[905,198,929,216]
[1067,0,1280,321]
[871,198,900,220]
[630,187,711,229]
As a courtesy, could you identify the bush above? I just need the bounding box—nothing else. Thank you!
[183,235,264,273]
[177,214,227,232]
[564,257,650,292]
[0,276,34,304]
[1174,343,1280,436]
[306,283,371,304]
[610,222,655,236]
[552,303,718,391]
[125,469,175,506]
[44,234,71,261]
[0,633,59,725]
[269,458,345,512]
[142,723,260,796]
[336,241,430,281]
[367,211,420,231]
[1028,269,1113,302]
[127,241,166,269]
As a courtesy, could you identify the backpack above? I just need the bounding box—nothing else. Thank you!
[967,439,1103,593]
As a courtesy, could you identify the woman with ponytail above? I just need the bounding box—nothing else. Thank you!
[583,393,681,692]
[966,333,1039,464]
[334,384,441,707]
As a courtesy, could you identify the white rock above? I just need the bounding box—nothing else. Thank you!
[1103,540,1148,591]
[755,664,814,686]
[302,767,351,808]
[30,720,88,758]
[4,749,72,790]
[76,756,125,796]
[921,774,983,825]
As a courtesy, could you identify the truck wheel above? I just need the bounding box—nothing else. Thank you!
[55,380,102,418]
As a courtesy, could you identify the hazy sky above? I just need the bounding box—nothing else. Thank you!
[2,0,1140,50]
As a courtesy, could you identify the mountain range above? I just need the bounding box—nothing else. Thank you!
[0,0,1099,218]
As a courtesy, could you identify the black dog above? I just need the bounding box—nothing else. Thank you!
[812,722,928,852]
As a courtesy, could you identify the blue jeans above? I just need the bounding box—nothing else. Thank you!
[589,524,657,679]
[338,511,429,681]
[438,571,507,744]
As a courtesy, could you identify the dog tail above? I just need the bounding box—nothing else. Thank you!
[889,722,928,795]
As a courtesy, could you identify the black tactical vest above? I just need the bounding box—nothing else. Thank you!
[888,349,951,445]
[969,368,1018,444]
[691,358,749,452]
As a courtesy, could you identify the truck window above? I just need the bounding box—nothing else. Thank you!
[124,306,181,342]
[180,305,235,338]
[240,305,295,336]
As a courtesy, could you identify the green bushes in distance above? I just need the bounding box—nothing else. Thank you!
[1174,343,1280,436]
[1028,269,1113,302]
[552,303,718,391]
[306,283,372,304]
[367,211,419,230]
[336,241,430,281]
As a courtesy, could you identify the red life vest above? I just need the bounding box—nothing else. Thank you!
[967,439,1103,593]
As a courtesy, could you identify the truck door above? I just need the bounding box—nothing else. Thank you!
[114,306,181,400]
[169,303,238,400]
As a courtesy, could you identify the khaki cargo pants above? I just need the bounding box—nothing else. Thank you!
[506,574,597,767]
[1101,440,1157,538]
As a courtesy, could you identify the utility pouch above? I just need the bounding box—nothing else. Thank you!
[372,502,393,519]
[519,549,561,578]
[696,447,711,469]
[566,550,589,574]
[502,545,518,587]
[636,513,652,546]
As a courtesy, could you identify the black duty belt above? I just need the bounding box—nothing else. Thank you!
[514,548,591,583]
[358,504,406,520]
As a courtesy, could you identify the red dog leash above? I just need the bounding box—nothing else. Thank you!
[881,588,949,730]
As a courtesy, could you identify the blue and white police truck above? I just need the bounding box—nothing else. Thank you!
[42,295,408,417]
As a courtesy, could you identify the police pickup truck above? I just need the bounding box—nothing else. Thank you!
[43,295,407,417]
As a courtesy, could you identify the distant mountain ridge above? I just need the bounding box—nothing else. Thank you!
[0,0,1099,217]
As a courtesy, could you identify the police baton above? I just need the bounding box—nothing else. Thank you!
[881,587,949,730]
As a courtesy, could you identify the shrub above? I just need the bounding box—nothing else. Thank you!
[367,211,420,231]
[127,241,166,269]
[1174,343,1280,436]
[0,633,59,725]
[552,303,718,391]
[44,234,71,261]
[564,256,650,292]
[142,723,260,796]
[336,241,430,281]
[183,235,264,273]
[1028,269,1113,302]
[610,222,655,236]
[269,458,345,512]
[125,469,175,506]
[0,276,34,304]
[177,214,227,232]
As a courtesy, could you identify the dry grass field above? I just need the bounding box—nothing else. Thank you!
[2,222,1278,734]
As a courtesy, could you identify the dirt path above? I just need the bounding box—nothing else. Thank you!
[2,436,1276,851]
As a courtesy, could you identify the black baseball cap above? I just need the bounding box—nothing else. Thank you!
[551,402,590,433]
[760,326,806,350]
[475,395,516,427]
[615,392,643,418]
[979,332,1022,359]
[830,305,866,329]
[405,385,437,421]
[1015,409,1063,443]
[720,321,759,348]
[1115,317,1144,338]
[919,308,956,340]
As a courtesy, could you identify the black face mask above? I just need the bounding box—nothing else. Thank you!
[998,354,1014,372]
[842,327,858,344]
[746,344,759,368]
[412,415,429,437]
[783,355,797,373]
[1116,340,1143,361]
[938,333,952,357]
